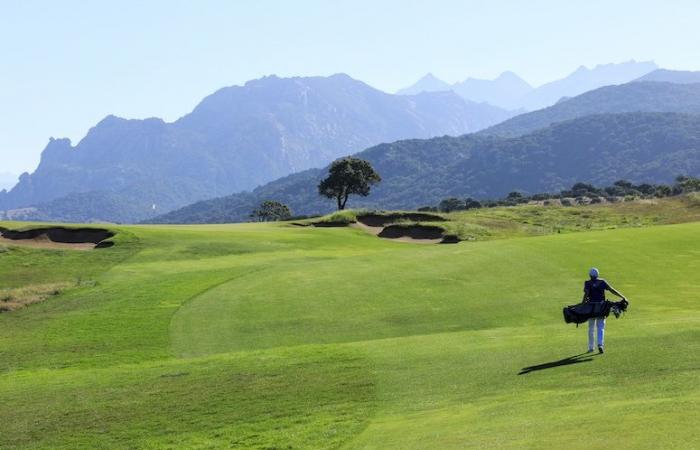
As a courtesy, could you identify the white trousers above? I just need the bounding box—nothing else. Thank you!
[588,317,606,349]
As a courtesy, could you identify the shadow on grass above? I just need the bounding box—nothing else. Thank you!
[518,352,598,375]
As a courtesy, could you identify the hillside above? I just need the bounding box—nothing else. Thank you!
[481,81,700,137]
[151,112,700,223]
[0,74,513,223]
[2,213,699,447]
[635,69,700,84]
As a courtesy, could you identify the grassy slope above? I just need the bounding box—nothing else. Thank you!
[443,194,700,239]
[305,194,700,242]
[1,208,699,448]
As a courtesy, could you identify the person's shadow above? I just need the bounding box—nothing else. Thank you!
[518,352,598,375]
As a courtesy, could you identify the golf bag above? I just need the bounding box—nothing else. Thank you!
[563,299,629,325]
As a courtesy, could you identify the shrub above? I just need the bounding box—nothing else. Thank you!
[438,198,466,213]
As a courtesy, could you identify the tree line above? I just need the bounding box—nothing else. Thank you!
[250,155,699,221]
[422,176,700,213]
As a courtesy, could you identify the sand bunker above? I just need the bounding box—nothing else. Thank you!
[378,224,446,243]
[355,213,457,244]
[305,211,458,244]
[0,226,115,250]
[377,224,459,244]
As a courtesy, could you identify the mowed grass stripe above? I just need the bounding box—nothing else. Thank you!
[0,345,378,449]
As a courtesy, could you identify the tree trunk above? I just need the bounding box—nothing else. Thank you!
[337,195,343,210]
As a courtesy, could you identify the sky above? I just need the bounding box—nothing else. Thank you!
[1,0,699,178]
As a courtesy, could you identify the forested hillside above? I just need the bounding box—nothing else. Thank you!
[152,112,700,223]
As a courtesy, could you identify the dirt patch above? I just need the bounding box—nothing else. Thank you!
[0,226,115,250]
[0,282,73,312]
[356,212,446,227]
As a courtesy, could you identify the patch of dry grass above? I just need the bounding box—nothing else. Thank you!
[0,282,73,312]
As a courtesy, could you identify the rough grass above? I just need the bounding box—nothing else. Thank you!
[443,193,700,240]
[308,196,700,243]
[1,213,699,448]
[0,282,74,312]
[309,209,362,225]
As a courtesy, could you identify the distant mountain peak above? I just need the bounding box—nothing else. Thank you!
[396,73,451,95]
[449,71,532,109]
[421,72,442,81]
[96,114,131,126]
[497,71,527,82]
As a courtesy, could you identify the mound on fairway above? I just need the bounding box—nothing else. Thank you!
[1,213,699,449]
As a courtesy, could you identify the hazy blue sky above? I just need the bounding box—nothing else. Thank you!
[1,0,699,176]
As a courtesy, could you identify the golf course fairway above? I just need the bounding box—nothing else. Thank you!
[1,218,699,448]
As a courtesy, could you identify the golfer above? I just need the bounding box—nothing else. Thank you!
[583,268,626,354]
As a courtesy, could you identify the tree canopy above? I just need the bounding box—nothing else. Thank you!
[250,200,291,222]
[318,158,381,210]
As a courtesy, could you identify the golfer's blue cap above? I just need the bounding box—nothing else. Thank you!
[589,268,599,278]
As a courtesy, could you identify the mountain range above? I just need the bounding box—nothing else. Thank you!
[451,71,533,110]
[5,65,700,224]
[481,81,700,137]
[0,74,514,223]
[398,60,658,110]
[151,112,700,224]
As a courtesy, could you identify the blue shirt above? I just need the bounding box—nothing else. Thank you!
[584,278,610,303]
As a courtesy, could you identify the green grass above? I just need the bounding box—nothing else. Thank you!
[1,205,700,448]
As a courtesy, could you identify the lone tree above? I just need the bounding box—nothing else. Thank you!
[250,200,291,222]
[318,157,381,210]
